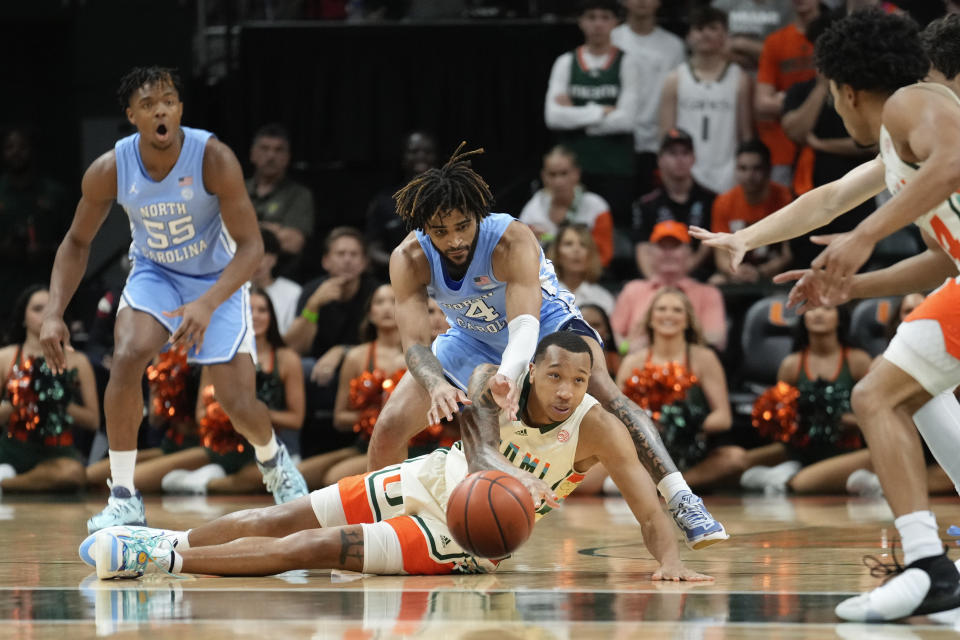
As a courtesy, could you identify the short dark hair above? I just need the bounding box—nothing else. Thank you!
[323,226,367,256]
[117,66,183,111]
[690,6,728,30]
[253,123,290,146]
[533,332,594,369]
[814,10,927,95]
[921,14,960,81]
[736,139,771,170]
[261,227,281,256]
[578,0,619,16]
[393,142,494,232]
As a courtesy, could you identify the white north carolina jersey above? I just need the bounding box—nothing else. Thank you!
[399,371,600,530]
[675,62,742,194]
[879,83,960,273]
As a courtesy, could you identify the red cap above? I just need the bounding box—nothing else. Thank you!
[649,220,690,244]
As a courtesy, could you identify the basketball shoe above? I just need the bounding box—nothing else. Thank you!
[258,442,308,504]
[95,527,179,580]
[667,491,728,550]
[835,546,960,621]
[87,481,147,534]
[80,525,185,568]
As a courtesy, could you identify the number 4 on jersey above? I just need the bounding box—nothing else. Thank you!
[464,299,500,322]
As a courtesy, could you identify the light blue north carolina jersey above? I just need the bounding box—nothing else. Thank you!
[115,126,234,276]
[416,214,595,389]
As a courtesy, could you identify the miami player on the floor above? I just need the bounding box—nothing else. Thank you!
[40,67,308,534]
[81,333,712,582]
[694,12,960,621]
[361,143,725,550]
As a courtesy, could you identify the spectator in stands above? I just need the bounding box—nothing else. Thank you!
[246,123,315,268]
[520,146,613,267]
[712,0,794,70]
[580,303,621,377]
[252,228,303,335]
[613,220,727,351]
[611,0,686,197]
[365,131,438,278]
[660,6,753,195]
[545,0,647,229]
[740,304,873,493]
[631,130,717,280]
[709,140,793,284]
[755,0,821,187]
[0,127,69,307]
[615,287,746,491]
[0,285,99,492]
[545,223,615,315]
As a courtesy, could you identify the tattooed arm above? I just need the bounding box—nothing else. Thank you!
[460,364,558,506]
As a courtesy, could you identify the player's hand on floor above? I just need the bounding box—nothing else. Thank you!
[427,383,470,425]
[652,561,714,582]
[164,298,216,354]
[489,373,519,421]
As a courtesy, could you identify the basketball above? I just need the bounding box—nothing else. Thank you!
[446,470,536,558]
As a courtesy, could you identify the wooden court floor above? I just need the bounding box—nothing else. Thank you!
[4,493,960,639]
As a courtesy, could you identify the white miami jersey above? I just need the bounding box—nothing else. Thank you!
[879,83,960,273]
[675,62,742,194]
[399,370,600,529]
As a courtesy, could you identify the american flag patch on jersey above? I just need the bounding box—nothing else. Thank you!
[473,275,492,287]
[178,176,193,186]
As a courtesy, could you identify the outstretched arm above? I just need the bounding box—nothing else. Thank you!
[580,407,712,581]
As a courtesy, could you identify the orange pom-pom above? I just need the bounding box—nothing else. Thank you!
[751,382,800,443]
[621,361,698,421]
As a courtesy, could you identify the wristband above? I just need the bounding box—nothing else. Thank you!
[301,308,319,324]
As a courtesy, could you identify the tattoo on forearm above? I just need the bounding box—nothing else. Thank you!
[606,396,677,480]
[405,344,448,392]
[338,529,364,566]
[462,366,504,467]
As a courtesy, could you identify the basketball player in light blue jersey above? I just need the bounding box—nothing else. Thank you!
[40,67,308,533]
[367,144,727,550]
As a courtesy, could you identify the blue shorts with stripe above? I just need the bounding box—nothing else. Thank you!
[431,307,601,391]
[119,258,254,365]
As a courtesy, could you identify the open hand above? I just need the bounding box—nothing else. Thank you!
[489,373,519,421]
[688,226,747,272]
[427,383,471,425]
[809,232,873,304]
[653,560,714,582]
[163,298,215,354]
[39,316,72,374]
[514,473,560,511]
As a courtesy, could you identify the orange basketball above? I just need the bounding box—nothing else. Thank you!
[446,470,536,558]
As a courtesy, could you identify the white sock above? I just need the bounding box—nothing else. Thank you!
[109,449,138,492]
[895,510,943,565]
[657,472,690,503]
[913,392,960,496]
[171,551,184,574]
[177,530,191,550]
[253,432,280,464]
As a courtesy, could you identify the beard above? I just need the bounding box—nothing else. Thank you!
[438,233,480,281]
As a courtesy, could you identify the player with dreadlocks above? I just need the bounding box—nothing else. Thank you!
[367,142,728,551]
[41,66,308,536]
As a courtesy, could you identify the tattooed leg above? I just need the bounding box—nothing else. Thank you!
[178,525,366,576]
[583,340,678,481]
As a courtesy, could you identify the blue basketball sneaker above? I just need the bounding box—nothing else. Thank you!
[258,443,308,504]
[95,528,178,580]
[80,526,184,568]
[87,482,147,534]
[667,490,728,550]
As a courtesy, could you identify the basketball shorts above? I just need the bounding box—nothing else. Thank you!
[432,311,601,391]
[119,257,255,365]
[309,464,495,575]
[885,277,960,396]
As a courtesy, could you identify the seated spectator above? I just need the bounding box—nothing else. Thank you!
[659,6,752,194]
[0,127,69,307]
[365,131,438,279]
[611,0,686,197]
[252,227,303,335]
[712,0,794,71]
[709,140,793,284]
[246,123,315,271]
[614,287,746,492]
[754,0,821,187]
[520,146,613,266]
[545,223,615,315]
[545,0,647,228]
[580,303,622,378]
[741,304,873,494]
[613,221,727,351]
[129,288,306,495]
[0,285,99,492]
[631,130,717,280]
